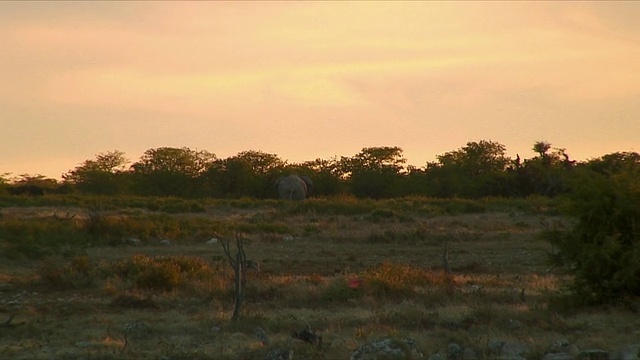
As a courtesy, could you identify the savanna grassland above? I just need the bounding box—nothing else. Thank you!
[0,196,638,359]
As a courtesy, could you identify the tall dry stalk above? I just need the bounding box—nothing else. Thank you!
[219,231,248,322]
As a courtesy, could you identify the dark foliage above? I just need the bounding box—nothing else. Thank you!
[545,167,640,305]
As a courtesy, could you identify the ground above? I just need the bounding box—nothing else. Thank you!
[0,202,638,359]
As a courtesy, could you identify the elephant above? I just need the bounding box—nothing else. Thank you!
[276,175,313,200]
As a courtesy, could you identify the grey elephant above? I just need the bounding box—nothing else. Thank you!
[276,175,313,200]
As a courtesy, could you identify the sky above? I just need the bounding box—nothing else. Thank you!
[1,1,639,180]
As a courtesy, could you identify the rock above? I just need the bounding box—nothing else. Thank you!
[501,341,531,359]
[159,239,171,246]
[351,337,423,360]
[448,343,464,359]
[206,238,218,245]
[548,339,571,354]
[256,327,269,345]
[611,344,640,360]
[488,339,506,355]
[547,339,580,357]
[246,260,261,271]
[292,324,321,346]
[283,235,294,242]
[265,348,293,360]
[464,347,478,360]
[543,353,574,360]
[123,237,141,246]
[577,349,609,360]
[508,319,525,330]
[428,354,446,360]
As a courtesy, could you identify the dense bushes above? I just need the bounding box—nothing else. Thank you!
[12,142,636,200]
[545,169,640,305]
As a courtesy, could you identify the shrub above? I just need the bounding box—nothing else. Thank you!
[38,256,96,289]
[544,170,640,305]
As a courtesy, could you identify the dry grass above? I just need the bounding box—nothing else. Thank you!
[0,202,638,359]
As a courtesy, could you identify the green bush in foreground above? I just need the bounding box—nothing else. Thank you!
[545,170,640,306]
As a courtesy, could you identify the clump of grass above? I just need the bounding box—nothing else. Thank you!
[319,277,364,303]
[373,301,440,330]
[360,262,448,298]
[0,218,92,259]
[111,254,217,290]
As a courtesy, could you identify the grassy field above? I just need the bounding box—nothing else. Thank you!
[0,196,638,359]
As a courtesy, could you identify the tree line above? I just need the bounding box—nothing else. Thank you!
[3,140,639,199]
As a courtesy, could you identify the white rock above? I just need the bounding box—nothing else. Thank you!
[206,238,218,245]
[123,238,141,246]
[159,239,171,246]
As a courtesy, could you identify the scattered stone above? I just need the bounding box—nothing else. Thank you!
[283,235,294,242]
[206,238,218,245]
[350,337,423,360]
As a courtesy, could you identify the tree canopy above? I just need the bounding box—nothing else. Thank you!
[3,140,638,200]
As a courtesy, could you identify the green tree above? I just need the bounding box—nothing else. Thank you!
[130,147,216,197]
[341,146,406,198]
[202,150,285,198]
[585,151,640,176]
[425,140,511,197]
[286,157,344,197]
[63,150,130,195]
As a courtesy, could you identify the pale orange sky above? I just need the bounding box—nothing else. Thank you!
[1,2,639,180]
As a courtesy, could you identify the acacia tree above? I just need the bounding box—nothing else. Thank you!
[514,141,575,197]
[63,150,129,195]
